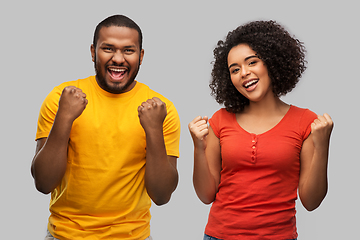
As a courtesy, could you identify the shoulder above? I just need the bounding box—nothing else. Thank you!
[289,105,317,121]
[210,108,233,122]
[42,76,93,107]
[289,105,317,139]
[136,82,175,108]
[209,108,234,135]
[55,76,94,91]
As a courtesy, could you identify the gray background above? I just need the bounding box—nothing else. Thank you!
[1,0,358,239]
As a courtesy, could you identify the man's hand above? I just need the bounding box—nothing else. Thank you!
[137,97,167,132]
[58,86,88,122]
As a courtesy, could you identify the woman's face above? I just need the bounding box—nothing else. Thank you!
[227,44,273,103]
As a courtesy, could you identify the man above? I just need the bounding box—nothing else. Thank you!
[31,15,180,240]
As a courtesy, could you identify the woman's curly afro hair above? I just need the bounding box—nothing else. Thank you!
[210,20,306,113]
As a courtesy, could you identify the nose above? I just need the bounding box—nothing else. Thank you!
[240,65,250,78]
[112,50,125,64]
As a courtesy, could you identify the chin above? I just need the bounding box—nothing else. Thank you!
[107,79,134,94]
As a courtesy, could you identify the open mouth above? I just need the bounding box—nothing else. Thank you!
[108,67,127,80]
[243,79,259,89]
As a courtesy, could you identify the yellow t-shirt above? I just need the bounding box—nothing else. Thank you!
[36,76,180,240]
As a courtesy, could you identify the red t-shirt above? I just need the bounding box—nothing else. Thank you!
[205,105,317,240]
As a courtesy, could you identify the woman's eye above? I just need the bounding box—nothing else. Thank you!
[231,68,240,74]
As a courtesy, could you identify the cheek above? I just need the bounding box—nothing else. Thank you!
[128,56,141,69]
[230,76,242,90]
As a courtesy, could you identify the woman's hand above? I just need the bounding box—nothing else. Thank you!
[188,116,209,150]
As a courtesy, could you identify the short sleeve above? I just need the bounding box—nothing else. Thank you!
[299,108,318,141]
[35,86,62,140]
[163,101,181,158]
[209,108,226,138]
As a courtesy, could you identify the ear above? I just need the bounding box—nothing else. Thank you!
[90,44,95,62]
[139,49,144,65]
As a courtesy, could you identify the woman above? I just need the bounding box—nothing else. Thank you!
[189,20,333,240]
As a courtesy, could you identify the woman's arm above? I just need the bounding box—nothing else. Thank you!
[298,113,334,211]
[189,116,222,204]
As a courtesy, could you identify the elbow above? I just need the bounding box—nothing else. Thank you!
[201,199,214,205]
[303,203,318,212]
[32,170,56,195]
[147,185,176,206]
[34,180,52,195]
[303,202,322,212]
[147,176,178,206]
[149,182,178,206]
[194,185,216,205]
[31,168,52,194]
[196,192,215,205]
[151,194,172,206]
[301,192,327,212]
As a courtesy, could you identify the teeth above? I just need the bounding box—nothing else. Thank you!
[244,80,258,88]
[109,68,126,72]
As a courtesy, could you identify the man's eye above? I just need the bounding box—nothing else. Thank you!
[124,49,135,54]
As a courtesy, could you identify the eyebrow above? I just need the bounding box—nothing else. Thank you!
[100,43,137,49]
[100,43,115,47]
[228,55,259,69]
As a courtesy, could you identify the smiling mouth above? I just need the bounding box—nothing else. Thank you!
[243,79,259,89]
[108,67,127,80]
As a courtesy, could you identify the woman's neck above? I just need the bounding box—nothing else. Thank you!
[244,95,289,117]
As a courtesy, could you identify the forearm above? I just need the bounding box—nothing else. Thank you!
[299,147,329,211]
[193,147,217,204]
[144,128,178,206]
[31,114,73,194]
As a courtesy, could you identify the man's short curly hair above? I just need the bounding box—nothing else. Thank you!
[210,20,306,113]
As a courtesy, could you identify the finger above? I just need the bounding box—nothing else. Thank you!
[311,119,321,132]
[69,87,77,94]
[189,118,205,131]
[152,97,166,109]
[66,86,76,90]
[203,116,209,123]
[145,98,156,106]
[317,114,326,121]
[79,91,86,98]
[189,116,202,125]
[190,121,209,136]
[196,119,208,128]
[323,113,333,124]
[152,97,162,103]
[197,123,209,133]
[138,104,145,112]
[198,131,209,141]
[141,101,152,110]
[69,87,85,97]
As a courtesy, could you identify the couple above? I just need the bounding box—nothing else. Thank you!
[31,15,333,240]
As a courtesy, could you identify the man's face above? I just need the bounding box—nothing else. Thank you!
[91,26,144,94]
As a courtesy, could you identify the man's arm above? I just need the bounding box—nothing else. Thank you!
[31,86,88,194]
[137,97,179,206]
